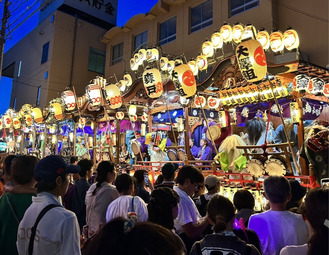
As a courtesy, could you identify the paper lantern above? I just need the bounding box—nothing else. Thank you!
[116,112,124,120]
[50,103,63,120]
[290,102,300,124]
[211,32,223,49]
[124,73,133,87]
[236,39,267,82]
[196,55,208,71]
[146,48,159,62]
[232,24,244,44]
[242,25,256,41]
[202,40,214,58]
[309,77,325,95]
[175,59,183,66]
[207,96,220,109]
[142,68,163,98]
[172,64,197,98]
[130,58,138,71]
[118,80,126,92]
[129,114,137,122]
[256,30,270,50]
[79,117,86,128]
[134,53,140,66]
[3,115,11,128]
[167,61,175,73]
[138,49,147,62]
[141,123,146,136]
[86,83,102,107]
[293,74,310,93]
[25,114,33,126]
[61,89,76,111]
[160,57,169,71]
[220,24,232,43]
[188,60,198,76]
[0,118,4,130]
[194,95,206,108]
[283,29,299,51]
[13,118,21,129]
[103,84,122,109]
[270,31,284,52]
[218,111,227,128]
[141,113,148,122]
[323,83,329,97]
[129,105,137,115]
[32,108,43,123]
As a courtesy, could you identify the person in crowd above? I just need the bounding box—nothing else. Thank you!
[62,156,79,210]
[173,165,209,253]
[72,159,93,232]
[234,189,255,226]
[0,155,38,255]
[154,174,164,186]
[81,218,186,255]
[190,195,260,255]
[106,173,148,223]
[85,161,119,236]
[196,174,221,217]
[190,138,199,158]
[248,176,309,255]
[280,187,328,255]
[154,162,178,189]
[133,170,153,203]
[16,155,81,255]
[245,118,266,147]
[195,138,212,161]
[286,179,306,212]
[119,144,131,164]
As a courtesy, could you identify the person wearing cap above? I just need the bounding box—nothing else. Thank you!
[286,179,306,212]
[154,163,178,189]
[17,155,81,255]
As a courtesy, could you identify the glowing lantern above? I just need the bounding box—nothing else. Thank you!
[256,30,270,50]
[175,59,183,66]
[196,55,208,71]
[25,114,33,126]
[283,29,299,51]
[61,88,76,111]
[172,64,197,98]
[51,135,57,144]
[116,112,124,120]
[194,95,206,108]
[236,39,267,82]
[290,102,300,124]
[188,60,198,76]
[141,113,148,122]
[220,24,233,43]
[141,123,146,136]
[3,115,11,128]
[138,49,147,62]
[143,68,163,98]
[202,40,214,58]
[293,74,310,93]
[211,32,223,49]
[232,24,244,43]
[160,57,169,71]
[167,61,175,73]
[50,103,63,120]
[32,108,43,123]
[124,73,132,87]
[309,77,325,95]
[129,114,137,122]
[86,83,102,107]
[103,84,122,109]
[270,31,284,52]
[13,118,21,129]
[207,96,220,109]
[218,111,227,128]
[0,119,4,130]
[130,58,138,71]
[129,105,137,115]
[79,117,86,128]
[118,80,126,92]
[242,25,256,41]
[146,48,159,62]
[323,83,329,97]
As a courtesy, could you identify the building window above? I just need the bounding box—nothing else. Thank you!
[230,0,259,17]
[134,31,148,51]
[111,42,124,65]
[44,71,48,79]
[190,0,213,33]
[17,61,22,77]
[159,17,176,46]
[88,47,105,74]
[51,15,55,23]
[36,86,41,106]
[41,42,49,64]
[12,97,16,109]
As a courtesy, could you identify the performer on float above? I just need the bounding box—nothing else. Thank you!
[119,144,131,164]
[195,138,212,161]
[190,138,199,158]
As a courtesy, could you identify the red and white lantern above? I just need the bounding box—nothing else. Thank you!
[202,40,214,58]
[172,64,197,98]
[196,55,208,71]
[207,96,220,109]
[116,112,124,120]
[61,89,76,111]
[270,31,284,52]
[103,84,122,109]
[211,32,223,49]
[25,114,33,126]
[4,115,12,128]
[256,30,270,50]
[86,83,102,107]
[308,77,325,95]
[13,118,21,129]
[194,95,206,108]
[293,74,310,93]
[220,24,233,43]
[143,68,163,98]
[283,29,299,51]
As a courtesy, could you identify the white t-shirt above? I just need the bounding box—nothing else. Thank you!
[17,192,81,255]
[173,186,202,235]
[105,195,148,223]
[280,244,308,255]
[248,210,309,255]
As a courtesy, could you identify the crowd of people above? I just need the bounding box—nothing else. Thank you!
[0,154,328,255]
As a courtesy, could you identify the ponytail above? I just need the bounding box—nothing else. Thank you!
[92,161,115,196]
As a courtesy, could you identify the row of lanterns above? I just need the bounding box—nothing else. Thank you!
[292,74,329,97]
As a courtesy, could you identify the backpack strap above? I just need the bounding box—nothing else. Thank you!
[131,196,135,212]
[196,242,202,255]
[28,204,59,255]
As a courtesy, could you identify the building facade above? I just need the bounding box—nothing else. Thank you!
[2,0,118,110]
[103,0,328,80]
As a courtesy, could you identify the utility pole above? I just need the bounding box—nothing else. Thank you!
[0,0,10,82]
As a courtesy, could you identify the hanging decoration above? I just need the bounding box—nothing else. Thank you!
[103,84,122,109]
[196,55,208,71]
[13,118,21,129]
[232,24,244,44]
[256,30,270,50]
[207,96,220,109]
[86,82,102,107]
[61,88,76,111]
[308,77,325,95]
[116,112,124,120]
[290,102,300,124]
[269,31,284,53]
[283,29,299,51]
[202,40,214,58]
[188,60,198,76]
[194,95,206,108]
[143,68,163,98]
[293,74,310,93]
[172,64,197,98]
[218,111,227,128]
[220,24,233,43]
[50,102,63,121]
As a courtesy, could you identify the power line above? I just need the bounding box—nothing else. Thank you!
[7,0,39,31]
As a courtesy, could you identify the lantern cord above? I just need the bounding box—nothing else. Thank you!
[196,92,218,155]
[164,92,178,152]
[268,78,301,175]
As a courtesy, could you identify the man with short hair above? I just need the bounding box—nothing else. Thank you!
[173,165,209,253]
[248,176,308,255]
[17,155,81,255]
[154,162,178,189]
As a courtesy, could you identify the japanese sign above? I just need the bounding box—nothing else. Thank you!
[142,68,163,98]
[172,64,197,98]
